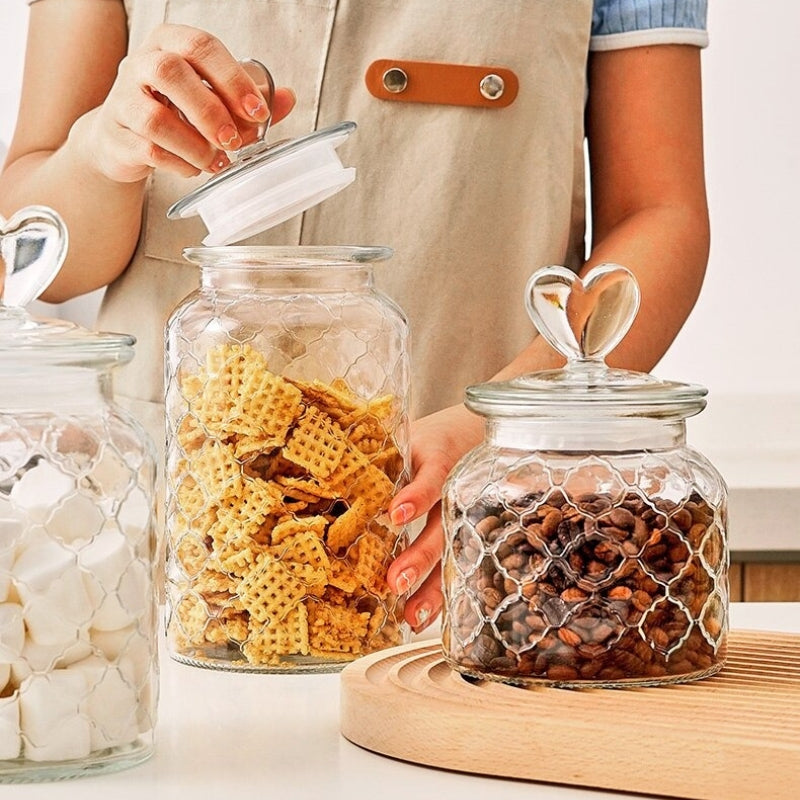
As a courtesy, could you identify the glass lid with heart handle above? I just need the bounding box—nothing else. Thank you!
[166,59,356,247]
[465,264,708,420]
[0,205,135,368]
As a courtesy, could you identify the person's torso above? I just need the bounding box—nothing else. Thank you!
[107,0,592,423]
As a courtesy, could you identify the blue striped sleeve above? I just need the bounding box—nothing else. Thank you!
[591,0,709,50]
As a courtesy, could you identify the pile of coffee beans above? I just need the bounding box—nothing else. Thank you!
[443,488,727,686]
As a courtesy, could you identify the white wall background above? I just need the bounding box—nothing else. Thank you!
[1,1,798,488]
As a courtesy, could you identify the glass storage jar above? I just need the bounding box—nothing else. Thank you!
[442,265,729,688]
[0,305,158,780]
[164,245,411,672]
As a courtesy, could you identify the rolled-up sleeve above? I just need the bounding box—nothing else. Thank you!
[591,0,709,51]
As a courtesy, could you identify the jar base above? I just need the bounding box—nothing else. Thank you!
[448,659,726,689]
[0,741,154,783]
[169,650,353,674]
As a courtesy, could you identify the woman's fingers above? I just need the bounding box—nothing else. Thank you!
[387,502,444,594]
[385,405,485,630]
[388,448,451,528]
[388,403,483,527]
[123,47,250,153]
[131,87,224,166]
[270,87,297,125]
[387,503,447,630]
[144,24,270,127]
[405,563,443,633]
[92,24,296,181]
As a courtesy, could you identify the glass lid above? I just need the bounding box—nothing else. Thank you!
[165,60,356,247]
[0,309,135,369]
[465,264,708,419]
[167,122,356,246]
[0,205,134,368]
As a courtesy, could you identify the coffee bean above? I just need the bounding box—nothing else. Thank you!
[547,664,580,681]
[480,587,503,611]
[671,508,693,532]
[541,509,563,537]
[608,507,636,529]
[560,587,588,603]
[474,515,501,537]
[557,628,582,647]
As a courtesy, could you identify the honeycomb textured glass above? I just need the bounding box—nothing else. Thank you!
[442,445,728,687]
[0,379,158,781]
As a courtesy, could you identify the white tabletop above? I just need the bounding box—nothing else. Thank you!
[6,602,799,800]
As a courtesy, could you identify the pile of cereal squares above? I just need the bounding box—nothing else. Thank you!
[166,342,408,668]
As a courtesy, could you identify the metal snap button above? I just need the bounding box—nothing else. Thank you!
[382,67,408,94]
[479,74,505,101]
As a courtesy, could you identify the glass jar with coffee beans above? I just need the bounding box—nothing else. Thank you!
[442,265,728,688]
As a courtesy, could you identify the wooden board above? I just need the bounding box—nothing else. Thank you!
[340,631,800,799]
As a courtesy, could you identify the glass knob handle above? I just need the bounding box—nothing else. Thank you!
[525,263,641,365]
[239,58,275,144]
[225,59,276,164]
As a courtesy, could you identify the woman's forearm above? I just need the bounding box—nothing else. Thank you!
[491,200,709,382]
[0,108,147,302]
[584,202,709,373]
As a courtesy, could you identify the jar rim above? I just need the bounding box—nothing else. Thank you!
[182,245,393,268]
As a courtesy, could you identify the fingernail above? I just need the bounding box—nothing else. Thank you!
[217,124,241,150]
[243,93,266,118]
[390,503,414,526]
[395,568,418,594]
[413,603,433,631]
[209,154,229,173]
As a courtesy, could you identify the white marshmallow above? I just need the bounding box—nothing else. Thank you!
[45,493,106,545]
[19,670,92,762]
[118,633,156,691]
[0,602,25,661]
[116,485,153,549]
[90,626,156,734]
[68,655,139,750]
[9,659,30,686]
[17,634,93,675]
[83,448,133,503]
[0,505,26,600]
[13,539,94,646]
[89,625,139,661]
[0,499,25,543]
[92,625,154,689]
[9,461,74,523]
[0,694,20,760]
[90,625,138,662]
[79,527,151,631]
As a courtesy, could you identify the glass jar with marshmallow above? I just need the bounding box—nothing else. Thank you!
[0,207,158,780]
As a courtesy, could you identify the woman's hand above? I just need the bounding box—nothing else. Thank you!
[83,24,296,183]
[386,404,484,633]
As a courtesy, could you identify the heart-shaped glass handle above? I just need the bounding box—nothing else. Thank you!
[525,264,640,365]
[0,205,69,308]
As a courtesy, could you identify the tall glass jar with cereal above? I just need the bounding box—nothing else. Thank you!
[164,245,411,672]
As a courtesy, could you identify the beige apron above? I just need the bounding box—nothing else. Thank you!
[108,0,592,458]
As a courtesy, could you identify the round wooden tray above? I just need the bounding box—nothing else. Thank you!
[340,631,800,800]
